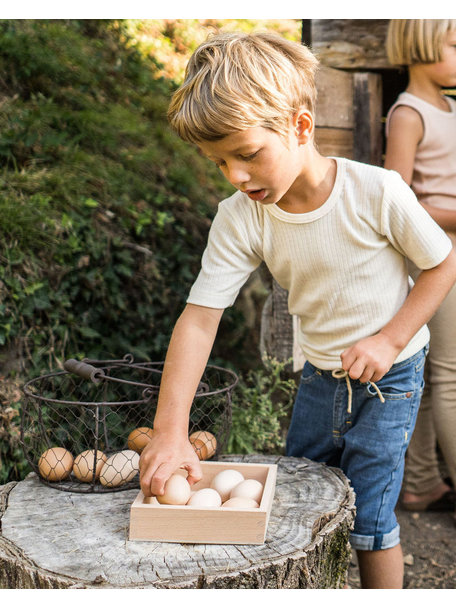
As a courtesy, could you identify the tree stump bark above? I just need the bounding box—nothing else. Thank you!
[0,454,355,589]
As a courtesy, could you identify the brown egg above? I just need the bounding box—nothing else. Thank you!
[127,427,154,453]
[73,449,107,482]
[99,450,140,487]
[38,447,74,482]
[189,430,217,460]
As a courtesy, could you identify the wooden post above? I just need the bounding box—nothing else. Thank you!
[353,72,383,166]
[301,19,312,47]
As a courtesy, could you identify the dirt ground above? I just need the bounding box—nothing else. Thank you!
[347,503,456,589]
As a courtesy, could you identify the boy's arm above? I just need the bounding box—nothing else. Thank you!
[341,248,456,383]
[139,303,224,497]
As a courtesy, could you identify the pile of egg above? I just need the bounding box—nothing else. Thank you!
[37,446,140,488]
[37,427,217,489]
[146,469,263,509]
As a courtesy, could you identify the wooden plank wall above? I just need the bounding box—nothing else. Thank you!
[314,66,354,159]
[311,20,386,166]
[314,66,383,166]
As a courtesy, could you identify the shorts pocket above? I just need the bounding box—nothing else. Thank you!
[299,362,322,385]
[365,370,417,401]
[365,348,426,401]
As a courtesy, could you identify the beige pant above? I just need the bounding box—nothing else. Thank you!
[404,262,456,494]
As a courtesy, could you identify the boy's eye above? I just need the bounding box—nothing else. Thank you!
[240,151,259,161]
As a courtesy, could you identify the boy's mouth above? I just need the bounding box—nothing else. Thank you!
[245,189,267,201]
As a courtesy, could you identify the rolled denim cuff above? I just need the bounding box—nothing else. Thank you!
[349,524,400,551]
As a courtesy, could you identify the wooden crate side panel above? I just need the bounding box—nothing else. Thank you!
[130,502,267,544]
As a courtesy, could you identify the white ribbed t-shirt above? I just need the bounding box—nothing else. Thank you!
[187,158,452,369]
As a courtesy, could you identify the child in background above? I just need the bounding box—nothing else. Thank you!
[139,32,456,587]
[385,19,456,519]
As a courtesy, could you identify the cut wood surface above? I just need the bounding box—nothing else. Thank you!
[1,454,355,589]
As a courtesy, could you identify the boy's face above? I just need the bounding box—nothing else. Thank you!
[198,125,308,206]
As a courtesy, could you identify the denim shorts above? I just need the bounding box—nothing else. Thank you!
[286,345,427,551]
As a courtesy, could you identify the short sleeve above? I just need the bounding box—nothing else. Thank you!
[187,193,263,309]
[381,170,452,269]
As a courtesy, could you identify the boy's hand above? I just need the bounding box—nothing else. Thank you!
[340,333,401,383]
[139,429,203,497]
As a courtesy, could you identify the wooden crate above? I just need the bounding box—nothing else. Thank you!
[129,461,277,545]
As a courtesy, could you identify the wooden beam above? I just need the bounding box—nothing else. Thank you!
[311,19,390,70]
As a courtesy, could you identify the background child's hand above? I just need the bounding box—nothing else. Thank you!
[139,428,203,497]
[340,333,401,383]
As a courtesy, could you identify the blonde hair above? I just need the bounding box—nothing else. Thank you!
[167,31,319,144]
[386,19,456,66]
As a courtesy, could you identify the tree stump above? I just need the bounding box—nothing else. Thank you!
[0,454,355,589]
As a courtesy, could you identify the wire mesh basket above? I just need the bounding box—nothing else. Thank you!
[20,354,238,493]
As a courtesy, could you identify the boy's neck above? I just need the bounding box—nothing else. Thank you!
[276,150,337,214]
[406,68,451,112]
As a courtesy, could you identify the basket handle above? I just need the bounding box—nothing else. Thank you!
[64,359,105,384]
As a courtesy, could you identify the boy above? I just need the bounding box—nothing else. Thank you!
[139,32,456,589]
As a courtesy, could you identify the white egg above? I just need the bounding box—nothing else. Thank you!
[156,473,191,505]
[187,488,222,507]
[210,469,245,502]
[230,478,264,504]
[143,496,159,505]
[222,496,259,508]
[99,450,140,487]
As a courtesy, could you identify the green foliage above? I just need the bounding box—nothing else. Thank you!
[0,19,234,373]
[0,380,27,484]
[125,19,301,82]
[227,357,297,455]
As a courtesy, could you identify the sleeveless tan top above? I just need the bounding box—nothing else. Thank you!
[386,91,456,242]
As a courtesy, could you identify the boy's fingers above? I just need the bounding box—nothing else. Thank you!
[358,366,376,384]
[140,457,202,497]
[146,461,179,496]
[139,461,159,497]
[340,347,356,372]
[183,461,203,487]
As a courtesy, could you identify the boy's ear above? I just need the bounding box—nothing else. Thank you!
[293,108,314,144]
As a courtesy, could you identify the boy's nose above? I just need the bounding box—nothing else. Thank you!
[225,163,250,188]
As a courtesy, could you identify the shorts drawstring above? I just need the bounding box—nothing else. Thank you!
[331,369,385,413]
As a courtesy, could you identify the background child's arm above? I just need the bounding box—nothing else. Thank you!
[139,303,224,497]
[384,105,422,183]
[341,248,456,383]
[385,105,456,231]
